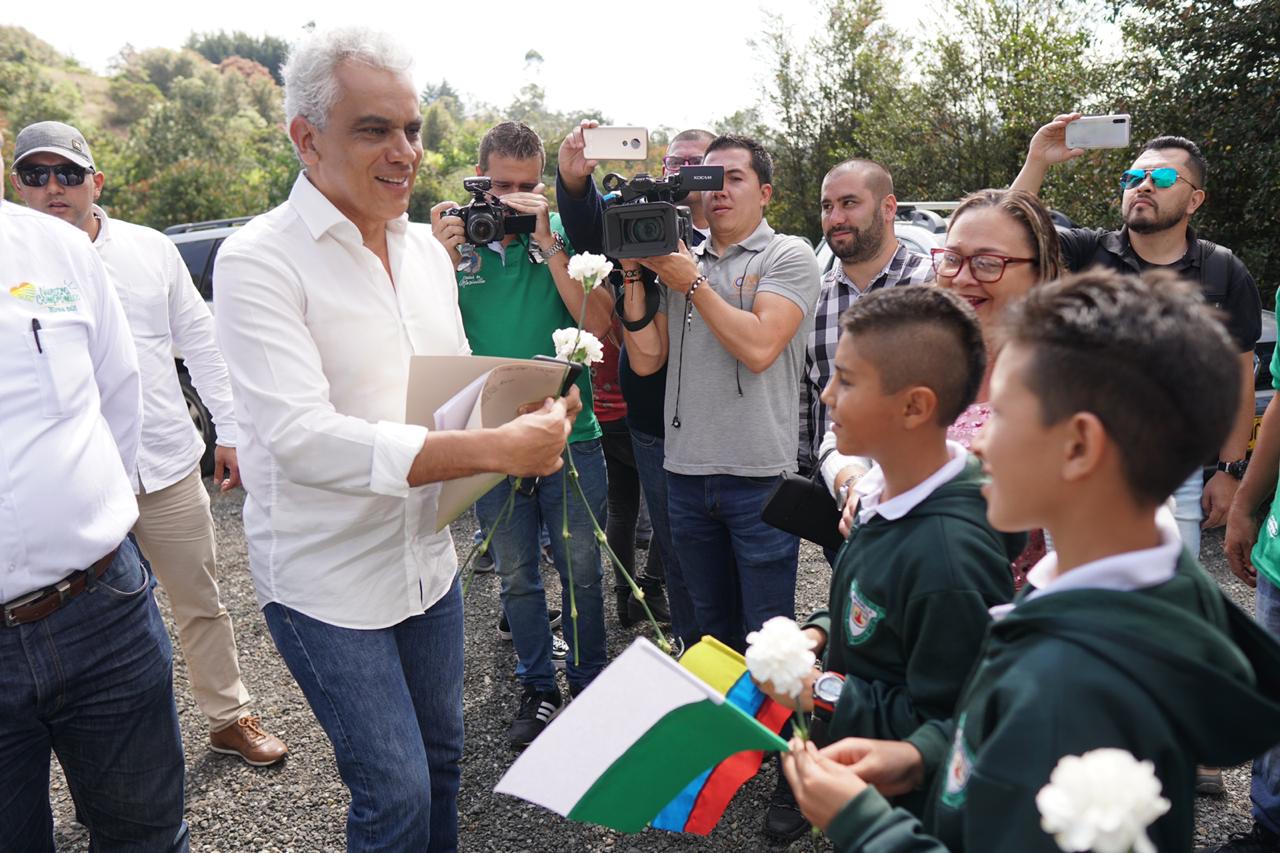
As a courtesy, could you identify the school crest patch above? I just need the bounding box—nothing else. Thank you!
[844,579,885,645]
[940,714,974,809]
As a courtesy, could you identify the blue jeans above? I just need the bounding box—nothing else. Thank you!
[1172,468,1204,558]
[1254,574,1280,834]
[632,429,698,646]
[476,438,607,693]
[263,583,464,853]
[0,539,188,853]
[667,473,800,651]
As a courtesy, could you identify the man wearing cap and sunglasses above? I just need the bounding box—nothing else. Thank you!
[9,120,288,767]
[0,131,190,850]
[1013,113,1266,837]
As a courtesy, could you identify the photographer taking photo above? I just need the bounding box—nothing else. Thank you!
[430,121,613,749]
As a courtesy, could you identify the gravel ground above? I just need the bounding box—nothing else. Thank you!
[47,481,1257,851]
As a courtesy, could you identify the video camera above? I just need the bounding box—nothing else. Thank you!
[600,166,724,259]
[445,177,537,245]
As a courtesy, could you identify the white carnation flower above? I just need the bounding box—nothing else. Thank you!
[567,252,614,292]
[552,328,604,365]
[1036,748,1171,853]
[745,616,817,699]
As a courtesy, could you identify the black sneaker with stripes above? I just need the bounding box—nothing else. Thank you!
[507,685,563,749]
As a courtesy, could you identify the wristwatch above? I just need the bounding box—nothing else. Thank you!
[1217,458,1248,480]
[529,233,565,264]
[812,671,845,721]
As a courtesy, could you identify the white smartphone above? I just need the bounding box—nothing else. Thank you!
[582,126,649,161]
[1065,114,1131,150]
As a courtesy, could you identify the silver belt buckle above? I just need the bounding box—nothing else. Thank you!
[4,587,47,627]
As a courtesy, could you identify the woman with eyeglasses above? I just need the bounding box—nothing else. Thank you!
[932,188,1063,580]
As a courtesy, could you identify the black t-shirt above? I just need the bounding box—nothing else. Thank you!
[1058,226,1262,352]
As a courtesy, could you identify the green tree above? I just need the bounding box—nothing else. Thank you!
[186,30,291,84]
[755,0,908,240]
[888,0,1119,224]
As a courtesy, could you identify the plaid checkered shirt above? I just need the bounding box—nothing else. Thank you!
[800,242,935,468]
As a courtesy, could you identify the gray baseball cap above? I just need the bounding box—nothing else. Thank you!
[13,121,95,171]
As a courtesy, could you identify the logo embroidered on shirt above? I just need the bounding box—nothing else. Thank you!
[845,579,885,645]
[458,273,486,288]
[7,282,79,312]
[1269,514,1278,539]
[940,713,974,809]
[8,282,36,302]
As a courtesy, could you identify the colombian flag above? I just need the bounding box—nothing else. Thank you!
[651,636,791,834]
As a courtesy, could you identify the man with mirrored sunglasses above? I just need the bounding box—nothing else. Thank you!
[1013,114,1260,558]
[10,120,289,768]
[1013,113,1266,837]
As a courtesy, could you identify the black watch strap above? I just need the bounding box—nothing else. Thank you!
[1217,458,1248,479]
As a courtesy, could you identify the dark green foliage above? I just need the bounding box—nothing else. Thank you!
[186,30,291,85]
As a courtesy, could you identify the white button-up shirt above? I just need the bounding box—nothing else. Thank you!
[0,201,141,602]
[92,205,237,493]
[213,173,470,629]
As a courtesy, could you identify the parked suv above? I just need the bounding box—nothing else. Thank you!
[165,217,253,474]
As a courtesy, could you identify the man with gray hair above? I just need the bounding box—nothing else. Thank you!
[214,27,580,852]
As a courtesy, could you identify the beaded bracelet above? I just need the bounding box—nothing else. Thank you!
[685,275,708,327]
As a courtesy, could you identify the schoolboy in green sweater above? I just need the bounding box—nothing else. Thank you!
[760,287,1020,749]
[781,269,1280,853]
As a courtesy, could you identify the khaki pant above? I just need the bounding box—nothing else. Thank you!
[134,468,251,731]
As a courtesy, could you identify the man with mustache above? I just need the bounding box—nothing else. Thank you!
[1013,114,1263,818]
[803,160,934,560]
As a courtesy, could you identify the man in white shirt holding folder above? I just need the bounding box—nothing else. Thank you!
[213,27,578,853]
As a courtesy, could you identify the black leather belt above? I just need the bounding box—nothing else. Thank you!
[3,548,120,627]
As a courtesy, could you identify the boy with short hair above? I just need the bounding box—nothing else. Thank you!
[782,269,1280,852]
[762,286,1021,752]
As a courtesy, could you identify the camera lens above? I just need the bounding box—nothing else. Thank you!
[627,215,664,244]
[469,212,499,244]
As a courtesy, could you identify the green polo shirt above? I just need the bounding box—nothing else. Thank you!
[1251,344,1280,588]
[455,214,599,443]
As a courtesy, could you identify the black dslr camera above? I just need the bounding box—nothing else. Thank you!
[445,177,537,245]
[600,166,724,258]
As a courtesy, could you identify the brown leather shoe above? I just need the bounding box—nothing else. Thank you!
[210,715,288,767]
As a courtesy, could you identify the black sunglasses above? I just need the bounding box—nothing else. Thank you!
[14,163,93,188]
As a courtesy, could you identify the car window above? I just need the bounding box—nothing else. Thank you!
[176,239,217,300]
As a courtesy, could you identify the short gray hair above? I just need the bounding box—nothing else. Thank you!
[282,27,414,131]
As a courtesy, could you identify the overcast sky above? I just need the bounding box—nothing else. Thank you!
[5,0,935,130]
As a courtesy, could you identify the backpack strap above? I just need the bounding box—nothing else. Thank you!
[1198,238,1234,304]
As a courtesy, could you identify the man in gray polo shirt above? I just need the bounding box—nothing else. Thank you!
[619,134,820,651]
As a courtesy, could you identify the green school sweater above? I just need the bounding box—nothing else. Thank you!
[803,455,1022,744]
[826,551,1280,853]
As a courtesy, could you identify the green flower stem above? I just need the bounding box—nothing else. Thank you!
[460,478,519,596]
[561,465,580,666]
[792,709,810,742]
[563,442,672,654]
